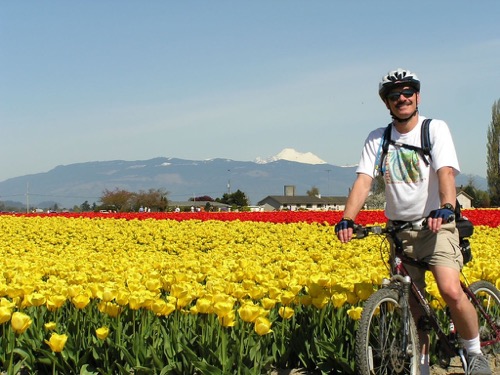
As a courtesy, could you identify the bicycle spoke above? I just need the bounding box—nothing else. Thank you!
[468,281,500,354]
[356,288,419,375]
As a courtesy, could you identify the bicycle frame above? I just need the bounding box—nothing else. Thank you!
[386,224,500,356]
[353,222,499,375]
[390,232,456,359]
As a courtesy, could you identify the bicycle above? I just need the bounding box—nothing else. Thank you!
[352,220,500,375]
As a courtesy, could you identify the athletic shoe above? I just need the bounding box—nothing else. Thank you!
[466,353,491,375]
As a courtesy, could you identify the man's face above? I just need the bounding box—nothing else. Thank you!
[385,85,420,118]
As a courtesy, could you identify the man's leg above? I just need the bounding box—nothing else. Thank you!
[431,265,491,375]
[431,265,477,338]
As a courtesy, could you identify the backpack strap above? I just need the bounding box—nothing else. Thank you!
[376,123,393,174]
[420,118,432,158]
[377,119,433,172]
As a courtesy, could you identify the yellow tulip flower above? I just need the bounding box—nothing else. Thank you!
[115,290,130,306]
[151,299,168,315]
[345,291,359,305]
[268,287,282,299]
[26,292,46,307]
[278,306,294,320]
[98,301,122,318]
[195,298,212,314]
[238,303,262,323]
[354,282,374,301]
[261,298,277,310]
[254,316,272,336]
[347,306,363,321]
[331,293,347,308]
[280,291,296,306]
[219,309,236,327]
[44,322,57,331]
[11,312,32,334]
[96,326,110,340]
[128,294,143,310]
[145,278,162,292]
[45,333,68,352]
[102,287,117,302]
[247,286,266,300]
[72,294,90,310]
[0,298,15,309]
[0,306,12,324]
[176,295,194,309]
[213,300,234,318]
[312,295,329,309]
[46,295,67,311]
[163,303,176,317]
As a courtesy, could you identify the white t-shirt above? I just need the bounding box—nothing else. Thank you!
[356,116,460,221]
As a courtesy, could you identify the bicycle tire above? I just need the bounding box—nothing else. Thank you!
[356,287,420,375]
[468,280,500,354]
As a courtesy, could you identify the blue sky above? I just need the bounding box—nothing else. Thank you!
[1,1,499,184]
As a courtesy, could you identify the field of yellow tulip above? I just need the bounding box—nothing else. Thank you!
[0,211,498,374]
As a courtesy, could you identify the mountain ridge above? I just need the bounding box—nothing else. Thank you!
[0,150,487,209]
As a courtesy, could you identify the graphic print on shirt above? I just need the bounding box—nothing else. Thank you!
[383,148,424,184]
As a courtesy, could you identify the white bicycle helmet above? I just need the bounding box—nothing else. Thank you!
[379,68,420,100]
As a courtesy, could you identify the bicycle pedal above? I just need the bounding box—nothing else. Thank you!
[458,348,467,373]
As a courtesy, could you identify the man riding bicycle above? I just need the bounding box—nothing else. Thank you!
[335,68,491,375]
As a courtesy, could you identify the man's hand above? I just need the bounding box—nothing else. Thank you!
[427,207,455,233]
[335,218,355,243]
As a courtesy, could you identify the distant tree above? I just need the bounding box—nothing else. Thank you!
[99,188,134,212]
[216,189,249,207]
[306,186,320,197]
[133,188,169,212]
[487,99,500,206]
[365,192,386,209]
[460,178,490,208]
[365,174,386,209]
[371,174,385,195]
[80,200,92,212]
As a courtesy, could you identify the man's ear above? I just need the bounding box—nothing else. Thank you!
[416,92,421,105]
[384,99,390,110]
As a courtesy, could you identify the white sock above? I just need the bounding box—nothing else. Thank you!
[461,335,481,355]
[420,354,430,375]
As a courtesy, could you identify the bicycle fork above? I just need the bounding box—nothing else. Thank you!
[384,274,414,358]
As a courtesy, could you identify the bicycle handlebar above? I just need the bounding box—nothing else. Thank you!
[353,220,427,240]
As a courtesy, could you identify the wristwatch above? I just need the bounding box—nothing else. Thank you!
[441,203,454,211]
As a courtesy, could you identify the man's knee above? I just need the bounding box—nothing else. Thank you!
[438,285,465,307]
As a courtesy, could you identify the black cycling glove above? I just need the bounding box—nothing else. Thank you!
[428,208,455,223]
[335,218,355,233]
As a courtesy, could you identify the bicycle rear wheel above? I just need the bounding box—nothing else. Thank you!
[356,287,420,375]
[468,280,500,354]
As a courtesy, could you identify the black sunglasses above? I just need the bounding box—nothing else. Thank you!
[387,89,416,101]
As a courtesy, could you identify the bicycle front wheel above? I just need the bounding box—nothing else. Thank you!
[356,287,420,375]
[468,280,500,354]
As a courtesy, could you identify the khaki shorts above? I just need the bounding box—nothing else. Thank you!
[389,221,463,290]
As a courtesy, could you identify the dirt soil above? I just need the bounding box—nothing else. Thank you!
[271,354,500,374]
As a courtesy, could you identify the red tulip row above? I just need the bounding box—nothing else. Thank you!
[8,208,500,227]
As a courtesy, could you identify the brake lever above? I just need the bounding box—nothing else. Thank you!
[353,224,368,239]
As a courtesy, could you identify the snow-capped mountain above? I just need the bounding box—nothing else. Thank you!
[0,151,485,209]
[255,148,327,165]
